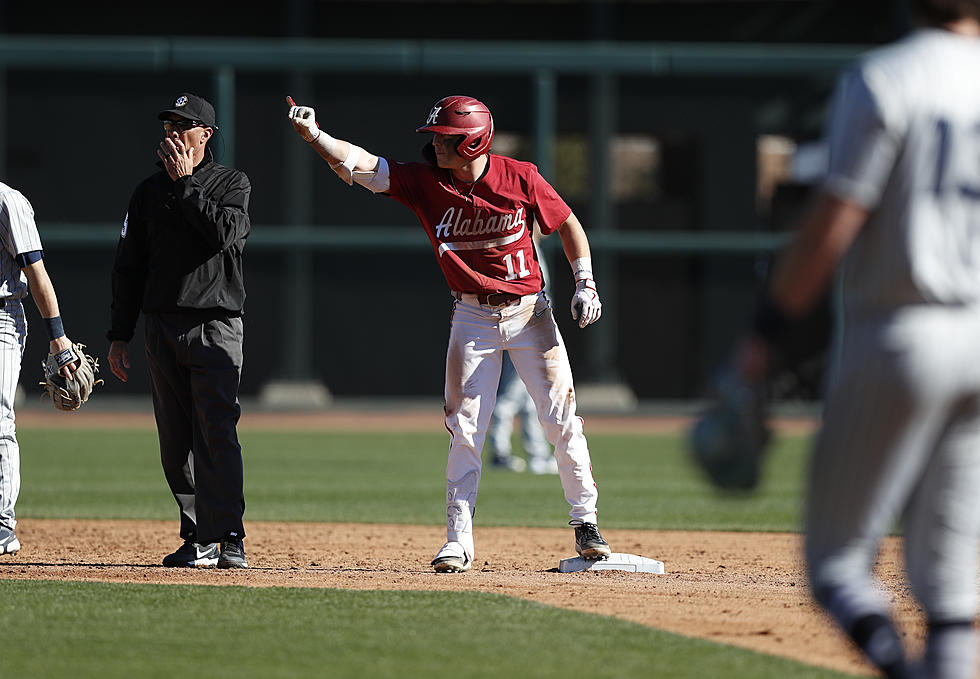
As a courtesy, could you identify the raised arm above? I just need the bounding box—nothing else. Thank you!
[171,170,250,254]
[287,102,389,194]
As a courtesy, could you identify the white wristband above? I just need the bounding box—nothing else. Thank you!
[572,256,593,282]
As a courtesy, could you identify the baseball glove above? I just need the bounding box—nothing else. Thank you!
[689,365,771,491]
[40,343,103,411]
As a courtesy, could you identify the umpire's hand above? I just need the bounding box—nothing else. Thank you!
[108,340,130,382]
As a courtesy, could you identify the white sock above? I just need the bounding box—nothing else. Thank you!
[922,621,977,679]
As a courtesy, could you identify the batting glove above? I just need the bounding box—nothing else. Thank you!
[288,105,320,143]
[571,279,602,328]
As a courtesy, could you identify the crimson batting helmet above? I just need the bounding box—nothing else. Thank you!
[416,95,494,160]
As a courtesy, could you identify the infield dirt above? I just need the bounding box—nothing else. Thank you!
[2,517,921,677]
[1,409,925,677]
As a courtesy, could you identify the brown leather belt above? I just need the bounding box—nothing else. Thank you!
[477,292,521,306]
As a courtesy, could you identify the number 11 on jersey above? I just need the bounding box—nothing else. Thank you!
[503,249,531,280]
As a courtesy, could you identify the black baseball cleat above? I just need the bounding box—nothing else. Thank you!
[218,538,248,569]
[162,540,219,567]
[571,520,612,559]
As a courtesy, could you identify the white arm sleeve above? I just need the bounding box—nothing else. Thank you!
[352,157,390,194]
[330,144,362,186]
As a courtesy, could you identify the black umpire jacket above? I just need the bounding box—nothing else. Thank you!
[108,146,251,343]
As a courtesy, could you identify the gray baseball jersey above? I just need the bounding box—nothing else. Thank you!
[805,27,980,672]
[824,29,980,317]
[0,182,39,532]
[0,182,42,299]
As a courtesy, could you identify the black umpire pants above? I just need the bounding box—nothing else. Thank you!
[144,312,245,545]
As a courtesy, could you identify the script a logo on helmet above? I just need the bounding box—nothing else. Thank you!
[425,105,442,126]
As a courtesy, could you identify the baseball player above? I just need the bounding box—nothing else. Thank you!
[0,182,81,555]
[732,2,980,676]
[487,351,557,474]
[288,94,611,572]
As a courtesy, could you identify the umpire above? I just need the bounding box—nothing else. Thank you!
[107,92,251,569]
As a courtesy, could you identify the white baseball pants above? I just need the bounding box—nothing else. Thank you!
[443,291,599,558]
[0,299,26,531]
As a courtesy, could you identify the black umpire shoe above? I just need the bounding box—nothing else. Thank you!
[218,538,248,569]
[571,520,612,559]
[162,540,219,567]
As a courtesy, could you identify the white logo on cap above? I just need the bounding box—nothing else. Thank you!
[175,96,188,107]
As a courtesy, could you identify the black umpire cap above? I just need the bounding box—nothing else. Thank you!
[157,92,219,130]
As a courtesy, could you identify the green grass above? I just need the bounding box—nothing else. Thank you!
[3,580,858,679]
[17,428,810,531]
[6,425,847,679]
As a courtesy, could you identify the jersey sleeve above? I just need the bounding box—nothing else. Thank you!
[108,190,149,343]
[0,188,43,257]
[386,159,421,209]
[527,169,571,235]
[171,167,250,254]
[822,63,904,209]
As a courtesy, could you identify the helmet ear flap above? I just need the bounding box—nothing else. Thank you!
[456,135,481,157]
[422,141,438,166]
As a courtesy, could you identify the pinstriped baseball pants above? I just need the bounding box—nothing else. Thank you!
[0,299,26,530]
[806,306,980,625]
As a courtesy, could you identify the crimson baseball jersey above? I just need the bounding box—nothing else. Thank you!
[386,154,571,296]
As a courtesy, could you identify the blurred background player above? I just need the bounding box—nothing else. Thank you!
[487,238,558,475]
[288,94,610,572]
[727,1,980,676]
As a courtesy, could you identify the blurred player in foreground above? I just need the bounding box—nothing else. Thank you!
[288,94,610,572]
[707,1,980,676]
